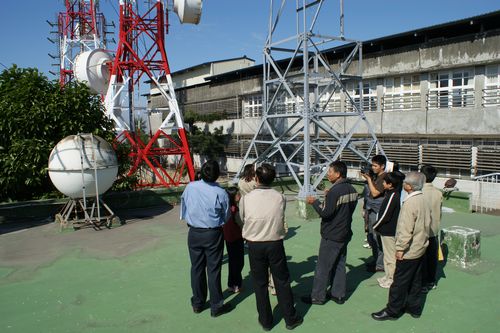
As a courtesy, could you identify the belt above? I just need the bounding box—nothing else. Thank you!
[189,225,222,230]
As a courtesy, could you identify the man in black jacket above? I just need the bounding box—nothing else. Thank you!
[302,161,358,305]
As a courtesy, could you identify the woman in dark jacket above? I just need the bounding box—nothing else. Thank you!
[373,172,404,288]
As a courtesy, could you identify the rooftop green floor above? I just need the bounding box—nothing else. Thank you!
[1,196,499,333]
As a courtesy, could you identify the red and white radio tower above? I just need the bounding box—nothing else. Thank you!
[105,0,200,187]
[50,0,109,87]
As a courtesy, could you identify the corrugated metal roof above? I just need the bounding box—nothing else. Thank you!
[204,10,500,83]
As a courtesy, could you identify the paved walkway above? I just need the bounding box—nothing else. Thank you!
[1,198,499,332]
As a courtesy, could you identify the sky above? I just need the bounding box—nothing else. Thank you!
[0,0,499,79]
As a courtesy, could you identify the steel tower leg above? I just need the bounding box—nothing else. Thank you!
[106,0,195,187]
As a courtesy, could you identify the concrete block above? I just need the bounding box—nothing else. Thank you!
[442,226,481,268]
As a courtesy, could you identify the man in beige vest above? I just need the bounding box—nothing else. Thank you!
[421,165,443,292]
[372,172,431,321]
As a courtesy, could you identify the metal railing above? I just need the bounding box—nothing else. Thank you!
[427,88,474,109]
[382,92,421,111]
[482,86,500,107]
[473,172,500,213]
[345,96,378,112]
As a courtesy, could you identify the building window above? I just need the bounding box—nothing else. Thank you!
[345,81,377,112]
[242,95,263,118]
[383,75,421,111]
[318,87,341,112]
[276,95,297,114]
[484,64,500,106]
[428,69,474,109]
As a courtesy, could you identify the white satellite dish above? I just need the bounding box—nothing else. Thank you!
[48,134,118,199]
[74,49,112,95]
[173,0,203,24]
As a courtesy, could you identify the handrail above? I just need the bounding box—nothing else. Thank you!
[474,172,500,181]
[473,172,500,213]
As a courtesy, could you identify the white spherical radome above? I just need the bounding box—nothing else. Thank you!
[48,134,118,199]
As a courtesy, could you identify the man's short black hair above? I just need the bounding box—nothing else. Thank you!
[255,163,276,186]
[200,160,220,182]
[372,154,387,167]
[421,164,437,183]
[329,160,347,178]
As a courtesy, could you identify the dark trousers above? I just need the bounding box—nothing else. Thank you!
[386,256,423,316]
[247,240,298,327]
[225,238,245,288]
[311,238,348,301]
[422,236,438,285]
[188,227,224,311]
[367,211,384,269]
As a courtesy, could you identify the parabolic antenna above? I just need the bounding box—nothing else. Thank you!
[48,134,118,199]
[74,49,112,95]
[173,0,203,24]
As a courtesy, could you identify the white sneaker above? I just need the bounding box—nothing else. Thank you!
[379,279,393,289]
[363,243,371,249]
[228,286,242,293]
[377,276,388,284]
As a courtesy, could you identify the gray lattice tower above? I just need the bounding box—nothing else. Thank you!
[237,0,384,198]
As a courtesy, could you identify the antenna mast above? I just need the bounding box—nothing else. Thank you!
[237,0,384,199]
[49,0,110,87]
[105,0,196,187]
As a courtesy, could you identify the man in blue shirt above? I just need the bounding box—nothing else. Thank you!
[181,160,232,317]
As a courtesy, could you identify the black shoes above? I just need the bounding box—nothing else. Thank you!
[210,303,234,317]
[366,265,385,273]
[301,295,327,305]
[330,296,345,305]
[301,295,345,305]
[405,308,422,318]
[258,320,272,331]
[371,309,399,321]
[192,303,206,314]
[407,311,421,319]
[421,282,437,293]
[285,316,303,330]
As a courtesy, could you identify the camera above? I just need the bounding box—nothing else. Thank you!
[360,162,372,175]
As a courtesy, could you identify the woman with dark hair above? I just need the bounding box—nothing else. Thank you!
[238,164,257,196]
[223,187,244,293]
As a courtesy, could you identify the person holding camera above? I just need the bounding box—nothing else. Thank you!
[361,154,387,273]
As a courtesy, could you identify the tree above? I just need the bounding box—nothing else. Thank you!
[0,66,115,202]
[183,110,230,160]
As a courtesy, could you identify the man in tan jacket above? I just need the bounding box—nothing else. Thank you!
[240,163,303,331]
[421,165,443,292]
[372,171,431,321]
